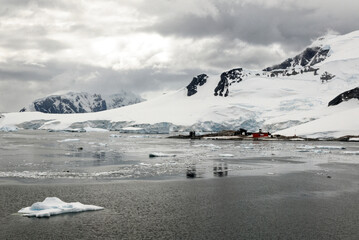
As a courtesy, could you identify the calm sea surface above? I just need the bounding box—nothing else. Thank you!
[1,130,359,239]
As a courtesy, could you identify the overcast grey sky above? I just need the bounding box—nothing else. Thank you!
[1,0,359,112]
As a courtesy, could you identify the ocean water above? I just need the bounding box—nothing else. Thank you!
[2,131,359,239]
[0,130,358,181]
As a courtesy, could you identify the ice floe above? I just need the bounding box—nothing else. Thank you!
[18,197,104,217]
[192,144,222,149]
[349,137,359,142]
[57,138,80,143]
[342,151,359,155]
[129,135,150,138]
[109,134,122,138]
[296,145,346,150]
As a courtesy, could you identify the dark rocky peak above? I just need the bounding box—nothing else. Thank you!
[328,87,359,106]
[310,47,330,66]
[263,46,330,72]
[214,68,243,97]
[186,74,208,96]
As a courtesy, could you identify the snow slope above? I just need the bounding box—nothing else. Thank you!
[1,31,359,137]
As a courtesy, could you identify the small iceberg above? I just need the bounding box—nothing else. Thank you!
[297,145,345,150]
[149,152,176,158]
[315,146,346,150]
[57,139,80,143]
[343,151,359,155]
[18,197,104,218]
[109,134,122,138]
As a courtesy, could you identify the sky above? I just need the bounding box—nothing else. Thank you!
[1,0,359,112]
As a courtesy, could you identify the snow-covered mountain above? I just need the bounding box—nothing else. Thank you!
[19,91,144,114]
[1,30,359,138]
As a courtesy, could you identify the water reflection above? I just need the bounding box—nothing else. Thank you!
[213,162,228,177]
[93,151,106,161]
[186,165,197,178]
[186,162,229,178]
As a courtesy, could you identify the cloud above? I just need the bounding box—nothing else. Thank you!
[146,0,359,50]
[1,0,359,112]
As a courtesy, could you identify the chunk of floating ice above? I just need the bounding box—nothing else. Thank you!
[315,146,346,150]
[149,152,176,158]
[297,145,345,150]
[18,197,104,218]
[57,139,80,143]
[342,151,359,155]
[109,134,122,138]
[219,154,234,157]
[193,144,221,149]
[349,137,359,142]
[129,135,150,138]
[140,163,151,166]
[296,145,315,150]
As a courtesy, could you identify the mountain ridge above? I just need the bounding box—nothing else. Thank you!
[2,30,359,138]
[19,91,144,114]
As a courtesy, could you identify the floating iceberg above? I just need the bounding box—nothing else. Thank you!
[149,152,176,158]
[57,138,80,143]
[343,151,359,155]
[315,146,346,150]
[193,144,222,149]
[109,134,122,138]
[18,197,104,218]
[297,145,346,150]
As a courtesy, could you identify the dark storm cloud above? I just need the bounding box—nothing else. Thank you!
[149,7,308,49]
[145,1,359,50]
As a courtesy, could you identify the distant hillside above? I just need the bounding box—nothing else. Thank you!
[20,91,144,114]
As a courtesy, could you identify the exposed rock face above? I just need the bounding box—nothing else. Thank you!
[214,68,243,97]
[320,71,335,82]
[263,46,330,71]
[186,74,208,96]
[328,87,359,106]
[21,91,143,114]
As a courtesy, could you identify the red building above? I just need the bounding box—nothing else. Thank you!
[252,129,270,138]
